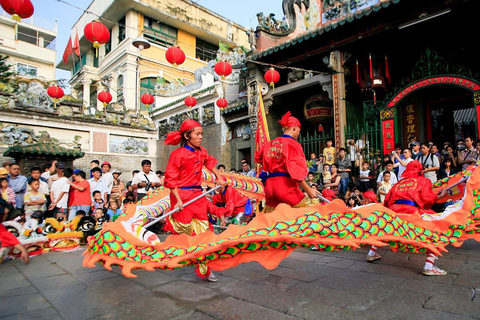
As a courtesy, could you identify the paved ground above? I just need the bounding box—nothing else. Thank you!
[1,236,480,320]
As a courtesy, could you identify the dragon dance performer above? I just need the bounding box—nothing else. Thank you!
[255,112,317,213]
[212,184,253,226]
[0,224,29,264]
[163,119,226,282]
[366,161,448,276]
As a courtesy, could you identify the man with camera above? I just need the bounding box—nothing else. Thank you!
[132,159,162,200]
[418,143,440,183]
[457,137,478,171]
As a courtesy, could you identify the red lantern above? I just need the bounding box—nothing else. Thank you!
[264,68,280,88]
[141,93,155,109]
[47,85,64,109]
[1,0,34,21]
[98,91,112,107]
[216,98,228,111]
[84,20,110,56]
[214,60,232,80]
[184,96,197,108]
[165,46,185,67]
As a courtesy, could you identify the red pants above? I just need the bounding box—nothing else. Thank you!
[265,176,304,208]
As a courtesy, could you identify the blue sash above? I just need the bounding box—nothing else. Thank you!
[394,200,418,207]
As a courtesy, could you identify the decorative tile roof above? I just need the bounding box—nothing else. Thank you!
[221,101,248,114]
[252,0,400,60]
[3,143,85,158]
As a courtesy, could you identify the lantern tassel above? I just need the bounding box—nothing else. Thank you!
[385,54,391,83]
[356,59,359,84]
[369,52,373,80]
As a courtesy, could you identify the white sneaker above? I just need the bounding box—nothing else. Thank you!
[207,270,218,282]
[366,252,381,262]
[422,265,447,276]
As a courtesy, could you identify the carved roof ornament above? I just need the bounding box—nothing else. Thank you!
[256,0,311,36]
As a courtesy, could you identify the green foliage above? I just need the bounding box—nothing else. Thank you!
[219,41,230,53]
[0,55,16,90]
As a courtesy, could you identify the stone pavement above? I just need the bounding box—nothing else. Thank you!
[1,237,480,320]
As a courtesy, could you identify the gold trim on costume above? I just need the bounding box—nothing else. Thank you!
[265,196,313,213]
[168,216,209,236]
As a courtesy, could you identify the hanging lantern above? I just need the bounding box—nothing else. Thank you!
[1,0,34,39]
[141,93,155,109]
[264,67,280,88]
[1,0,34,22]
[97,91,112,107]
[84,20,110,57]
[216,98,228,111]
[165,45,185,67]
[184,96,197,108]
[47,85,64,109]
[214,60,232,80]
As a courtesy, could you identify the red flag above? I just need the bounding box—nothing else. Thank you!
[63,36,73,65]
[254,84,270,175]
[73,29,80,57]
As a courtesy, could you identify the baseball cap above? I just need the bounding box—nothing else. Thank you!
[57,162,66,169]
[101,161,111,167]
[363,191,378,203]
[411,141,420,146]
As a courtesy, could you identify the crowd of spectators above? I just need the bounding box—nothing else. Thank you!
[305,136,480,207]
[0,159,166,226]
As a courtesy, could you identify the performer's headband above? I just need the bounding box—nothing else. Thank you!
[279,111,301,129]
[164,120,202,145]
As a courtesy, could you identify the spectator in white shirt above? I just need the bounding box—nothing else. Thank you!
[101,161,113,197]
[89,167,107,201]
[241,162,256,178]
[132,160,161,200]
[376,160,398,187]
[48,165,72,217]
[392,148,414,180]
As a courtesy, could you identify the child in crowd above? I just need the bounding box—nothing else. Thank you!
[107,201,122,222]
[24,179,46,221]
[322,164,331,185]
[378,171,393,202]
[308,153,319,173]
[345,196,361,208]
[358,161,372,192]
[0,177,15,222]
[323,139,336,165]
[94,208,109,223]
[91,190,105,213]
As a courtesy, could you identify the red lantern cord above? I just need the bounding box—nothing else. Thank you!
[141,93,155,109]
[98,91,112,107]
[184,96,197,108]
[369,52,373,80]
[165,46,186,67]
[214,61,232,80]
[216,98,228,111]
[385,54,391,83]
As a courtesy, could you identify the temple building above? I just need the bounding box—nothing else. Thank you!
[247,0,479,175]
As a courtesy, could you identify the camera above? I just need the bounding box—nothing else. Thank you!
[144,181,152,192]
[457,144,466,151]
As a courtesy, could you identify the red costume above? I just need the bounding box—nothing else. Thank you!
[0,224,20,248]
[255,112,308,208]
[384,161,437,215]
[163,120,219,236]
[212,186,249,217]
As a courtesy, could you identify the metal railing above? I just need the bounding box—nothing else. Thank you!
[298,128,335,158]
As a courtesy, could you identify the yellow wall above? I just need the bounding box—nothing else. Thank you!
[177,29,196,58]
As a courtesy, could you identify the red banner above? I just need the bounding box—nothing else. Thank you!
[382,119,395,154]
[255,85,270,173]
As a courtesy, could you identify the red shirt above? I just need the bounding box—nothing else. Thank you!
[70,180,91,206]
[164,145,217,189]
[212,186,249,217]
[255,135,308,182]
[0,224,20,247]
[384,176,438,214]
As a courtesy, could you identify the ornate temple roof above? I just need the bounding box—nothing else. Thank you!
[3,143,84,159]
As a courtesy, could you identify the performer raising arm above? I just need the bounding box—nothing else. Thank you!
[163,119,225,282]
[255,112,317,213]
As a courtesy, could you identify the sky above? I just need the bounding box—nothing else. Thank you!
[24,0,285,82]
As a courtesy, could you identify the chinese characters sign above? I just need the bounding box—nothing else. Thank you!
[401,103,419,146]
[382,119,395,154]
